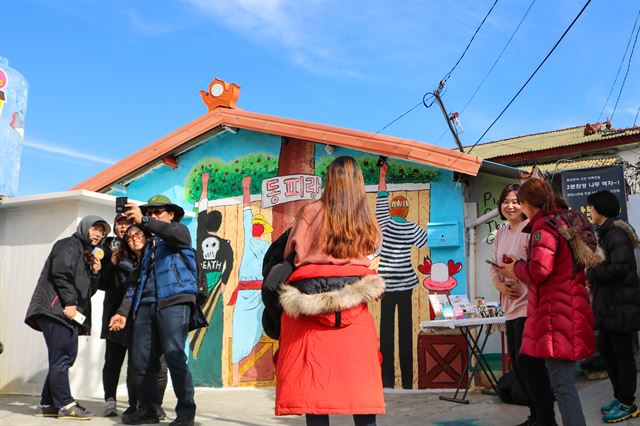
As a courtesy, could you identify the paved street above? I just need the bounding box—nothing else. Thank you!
[2,377,640,425]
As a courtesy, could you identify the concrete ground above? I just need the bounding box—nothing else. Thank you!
[1,377,639,426]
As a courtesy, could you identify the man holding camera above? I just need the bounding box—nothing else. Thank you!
[116,195,197,426]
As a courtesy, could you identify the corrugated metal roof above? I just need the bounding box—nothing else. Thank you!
[466,126,640,159]
[531,156,621,174]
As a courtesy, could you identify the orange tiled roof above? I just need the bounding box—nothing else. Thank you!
[73,108,482,192]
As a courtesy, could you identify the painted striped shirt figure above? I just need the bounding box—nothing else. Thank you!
[376,192,428,292]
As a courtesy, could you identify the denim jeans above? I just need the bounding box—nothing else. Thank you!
[546,358,585,426]
[130,303,196,418]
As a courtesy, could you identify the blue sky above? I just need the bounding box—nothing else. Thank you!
[2,0,639,196]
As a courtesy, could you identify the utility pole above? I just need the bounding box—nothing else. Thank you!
[432,81,464,153]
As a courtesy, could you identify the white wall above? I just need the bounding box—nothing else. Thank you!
[0,191,116,398]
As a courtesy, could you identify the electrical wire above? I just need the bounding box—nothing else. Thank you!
[460,0,536,114]
[373,1,498,135]
[598,5,640,122]
[467,0,592,154]
[611,14,640,122]
[374,102,422,135]
[634,105,640,127]
[441,0,500,84]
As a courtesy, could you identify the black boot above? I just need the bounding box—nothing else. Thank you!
[122,406,159,425]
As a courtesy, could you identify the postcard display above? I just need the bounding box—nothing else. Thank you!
[418,293,503,389]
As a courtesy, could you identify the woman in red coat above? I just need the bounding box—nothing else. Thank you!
[275,156,385,426]
[500,178,597,426]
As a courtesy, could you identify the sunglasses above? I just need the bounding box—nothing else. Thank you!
[126,230,145,241]
[146,207,167,216]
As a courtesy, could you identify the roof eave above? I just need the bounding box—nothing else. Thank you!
[73,108,482,192]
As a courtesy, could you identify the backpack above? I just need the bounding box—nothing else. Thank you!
[497,371,529,406]
[546,209,604,270]
[175,246,208,306]
[176,247,209,331]
[261,228,294,340]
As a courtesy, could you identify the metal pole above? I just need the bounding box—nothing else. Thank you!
[434,89,464,152]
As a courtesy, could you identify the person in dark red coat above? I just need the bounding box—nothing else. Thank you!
[499,178,597,426]
[275,156,385,426]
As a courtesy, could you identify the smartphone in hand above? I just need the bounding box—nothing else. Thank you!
[72,311,86,325]
[115,196,128,213]
[485,259,500,268]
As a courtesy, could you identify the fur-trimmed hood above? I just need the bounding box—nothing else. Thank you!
[613,219,640,249]
[279,275,385,318]
[556,224,605,268]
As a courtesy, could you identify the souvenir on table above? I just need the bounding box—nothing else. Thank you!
[486,301,503,317]
[449,294,474,319]
[474,297,490,318]
[429,294,452,320]
[442,304,455,319]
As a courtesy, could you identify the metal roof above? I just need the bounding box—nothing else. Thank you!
[528,156,621,175]
[466,126,640,159]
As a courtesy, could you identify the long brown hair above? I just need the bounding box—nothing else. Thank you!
[516,178,558,213]
[321,156,379,258]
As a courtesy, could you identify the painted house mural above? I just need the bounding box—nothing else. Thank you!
[73,78,484,389]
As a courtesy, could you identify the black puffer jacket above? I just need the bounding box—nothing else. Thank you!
[98,237,140,346]
[25,216,108,335]
[587,218,640,333]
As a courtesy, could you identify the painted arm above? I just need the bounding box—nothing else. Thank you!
[378,162,388,192]
[376,161,391,232]
[198,172,210,213]
[413,223,428,248]
[242,176,253,247]
[242,176,251,207]
[220,240,235,285]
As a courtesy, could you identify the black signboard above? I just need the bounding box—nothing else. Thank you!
[561,165,627,221]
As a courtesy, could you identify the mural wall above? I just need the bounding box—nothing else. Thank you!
[124,129,467,388]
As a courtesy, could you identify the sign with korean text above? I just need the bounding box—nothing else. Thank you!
[261,174,322,208]
[561,165,627,221]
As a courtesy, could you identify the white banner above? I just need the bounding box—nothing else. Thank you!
[261,174,322,208]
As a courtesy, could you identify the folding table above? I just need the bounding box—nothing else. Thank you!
[420,316,506,404]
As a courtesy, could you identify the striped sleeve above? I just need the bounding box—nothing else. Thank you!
[411,223,428,248]
[376,192,390,231]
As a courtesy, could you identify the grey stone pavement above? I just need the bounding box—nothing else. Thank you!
[1,377,639,426]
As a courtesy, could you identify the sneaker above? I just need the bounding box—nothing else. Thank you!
[603,402,640,423]
[122,405,137,417]
[122,406,160,425]
[601,399,620,414]
[103,398,117,417]
[35,404,58,417]
[169,416,195,426]
[58,402,94,420]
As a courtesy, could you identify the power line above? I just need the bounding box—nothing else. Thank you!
[467,0,592,154]
[611,13,640,122]
[374,102,422,134]
[442,0,500,83]
[460,0,536,114]
[634,105,640,127]
[599,6,640,121]
[374,1,499,135]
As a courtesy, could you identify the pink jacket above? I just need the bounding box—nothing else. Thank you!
[514,209,595,361]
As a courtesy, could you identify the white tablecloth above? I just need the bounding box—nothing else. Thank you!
[420,316,506,330]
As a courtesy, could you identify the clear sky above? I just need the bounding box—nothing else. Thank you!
[2,0,639,196]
